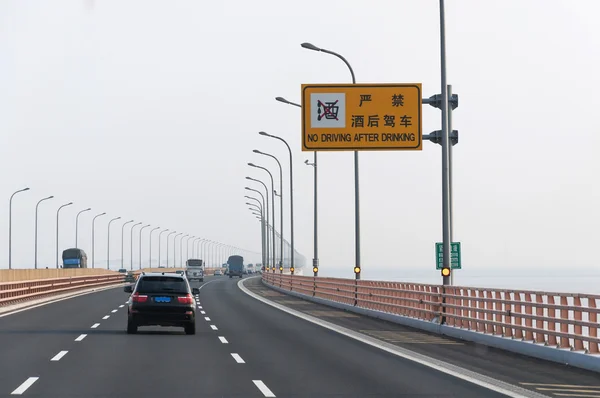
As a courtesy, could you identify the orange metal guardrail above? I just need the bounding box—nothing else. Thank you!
[0,274,125,307]
[262,273,600,355]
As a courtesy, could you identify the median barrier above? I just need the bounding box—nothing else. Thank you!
[262,272,600,373]
[0,273,125,307]
[0,268,118,283]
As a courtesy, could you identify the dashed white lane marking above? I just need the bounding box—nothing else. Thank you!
[201,311,206,314]
[51,351,68,361]
[218,336,228,344]
[75,334,87,342]
[210,325,218,330]
[91,323,100,329]
[231,353,245,363]
[204,317,211,321]
[11,377,39,395]
[102,315,110,320]
[119,305,124,308]
[198,306,203,309]
[253,380,276,397]
[111,309,118,313]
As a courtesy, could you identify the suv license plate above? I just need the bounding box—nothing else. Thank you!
[154,297,171,303]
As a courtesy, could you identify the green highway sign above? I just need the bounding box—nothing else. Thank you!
[436,242,461,270]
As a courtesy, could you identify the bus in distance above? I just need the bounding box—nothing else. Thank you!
[185,259,204,282]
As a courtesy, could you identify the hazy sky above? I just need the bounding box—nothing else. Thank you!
[1,1,599,279]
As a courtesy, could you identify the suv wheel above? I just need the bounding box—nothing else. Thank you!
[185,322,196,335]
[127,319,137,334]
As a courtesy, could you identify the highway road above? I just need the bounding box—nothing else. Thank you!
[0,274,595,397]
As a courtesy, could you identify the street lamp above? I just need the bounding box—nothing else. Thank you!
[276,96,318,276]
[130,222,142,270]
[138,224,150,269]
[174,233,184,267]
[34,195,53,269]
[245,183,269,268]
[247,165,276,270]
[185,235,194,262]
[259,131,296,274]
[120,220,134,269]
[246,195,265,267]
[158,229,170,267]
[179,234,188,267]
[9,187,30,269]
[107,216,121,269]
[253,149,284,269]
[91,212,106,269]
[166,231,177,267]
[192,237,201,258]
[75,208,91,248]
[149,227,160,267]
[300,43,357,279]
[200,239,210,266]
[56,202,73,268]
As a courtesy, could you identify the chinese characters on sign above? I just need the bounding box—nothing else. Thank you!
[301,84,422,151]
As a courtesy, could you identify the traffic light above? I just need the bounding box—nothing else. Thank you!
[313,266,318,274]
[441,267,451,277]
[353,266,361,274]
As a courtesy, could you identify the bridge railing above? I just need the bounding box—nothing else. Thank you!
[0,274,125,307]
[262,273,600,355]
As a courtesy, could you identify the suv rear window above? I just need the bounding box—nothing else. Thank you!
[136,276,188,294]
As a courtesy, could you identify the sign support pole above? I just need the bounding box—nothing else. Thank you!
[439,0,452,287]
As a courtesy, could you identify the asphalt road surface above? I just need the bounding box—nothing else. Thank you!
[0,274,588,397]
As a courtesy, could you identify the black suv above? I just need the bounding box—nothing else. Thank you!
[124,272,199,335]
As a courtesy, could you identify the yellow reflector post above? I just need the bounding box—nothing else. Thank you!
[290,267,295,273]
[313,267,318,273]
[354,266,361,274]
[441,267,451,277]
[279,266,283,271]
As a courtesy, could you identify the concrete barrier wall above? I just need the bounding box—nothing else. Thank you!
[0,268,118,282]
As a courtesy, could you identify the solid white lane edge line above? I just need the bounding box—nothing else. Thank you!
[11,377,39,395]
[75,334,87,341]
[210,325,218,330]
[218,336,228,344]
[204,317,211,321]
[231,353,245,363]
[91,323,100,329]
[111,309,117,313]
[253,380,276,397]
[200,311,206,314]
[102,316,110,320]
[238,278,543,398]
[51,351,68,361]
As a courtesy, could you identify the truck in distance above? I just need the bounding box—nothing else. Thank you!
[227,255,244,278]
[62,248,88,268]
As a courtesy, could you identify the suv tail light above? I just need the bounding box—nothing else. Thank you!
[177,294,194,304]
[131,292,148,303]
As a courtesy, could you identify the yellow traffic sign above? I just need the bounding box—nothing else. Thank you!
[301,84,422,151]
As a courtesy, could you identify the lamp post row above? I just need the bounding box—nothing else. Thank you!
[8,191,247,270]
